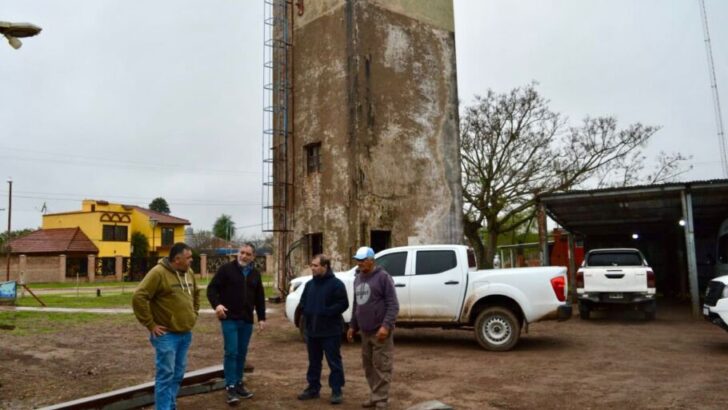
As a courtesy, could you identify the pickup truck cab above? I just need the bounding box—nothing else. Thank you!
[703,276,728,332]
[576,248,657,320]
[285,244,572,351]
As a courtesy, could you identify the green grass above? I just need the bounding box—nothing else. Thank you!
[17,285,277,308]
[0,311,134,335]
[16,292,134,308]
[29,280,133,289]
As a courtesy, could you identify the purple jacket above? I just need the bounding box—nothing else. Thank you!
[350,266,399,334]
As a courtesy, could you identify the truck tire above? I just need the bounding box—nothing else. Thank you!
[474,307,520,351]
[579,301,590,320]
[644,301,656,321]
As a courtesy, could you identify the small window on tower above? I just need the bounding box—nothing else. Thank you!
[305,142,321,174]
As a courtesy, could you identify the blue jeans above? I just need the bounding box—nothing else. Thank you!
[149,331,192,410]
[306,335,345,394]
[221,320,254,387]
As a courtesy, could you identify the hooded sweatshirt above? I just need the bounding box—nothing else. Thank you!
[132,258,200,333]
[350,265,399,334]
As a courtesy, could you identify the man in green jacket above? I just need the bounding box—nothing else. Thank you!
[133,243,199,410]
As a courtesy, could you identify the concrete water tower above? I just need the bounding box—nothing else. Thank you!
[264,0,463,278]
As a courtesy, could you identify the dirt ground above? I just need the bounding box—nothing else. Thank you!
[1,302,727,410]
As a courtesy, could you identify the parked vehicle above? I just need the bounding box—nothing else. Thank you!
[576,248,657,320]
[285,245,572,351]
[703,276,728,332]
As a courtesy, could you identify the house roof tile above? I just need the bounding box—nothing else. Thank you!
[129,206,191,225]
[8,228,99,254]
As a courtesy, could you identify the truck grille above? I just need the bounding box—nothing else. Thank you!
[705,281,725,307]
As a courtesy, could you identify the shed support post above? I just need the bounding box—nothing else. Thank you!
[681,190,700,318]
[567,232,577,302]
[538,202,549,266]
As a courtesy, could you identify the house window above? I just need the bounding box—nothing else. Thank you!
[307,233,323,259]
[161,227,175,246]
[305,143,321,174]
[102,225,128,241]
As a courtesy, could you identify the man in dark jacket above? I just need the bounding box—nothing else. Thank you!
[346,246,399,409]
[297,254,349,405]
[207,243,266,405]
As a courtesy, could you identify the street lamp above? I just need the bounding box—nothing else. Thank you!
[0,21,42,50]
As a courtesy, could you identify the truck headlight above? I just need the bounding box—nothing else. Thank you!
[289,282,302,294]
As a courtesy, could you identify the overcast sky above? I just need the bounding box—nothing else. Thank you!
[2,0,727,236]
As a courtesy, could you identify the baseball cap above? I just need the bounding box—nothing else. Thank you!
[352,246,375,260]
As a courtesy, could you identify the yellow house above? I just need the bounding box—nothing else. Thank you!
[42,199,190,258]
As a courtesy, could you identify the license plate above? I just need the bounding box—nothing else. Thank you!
[703,307,710,316]
[608,293,624,299]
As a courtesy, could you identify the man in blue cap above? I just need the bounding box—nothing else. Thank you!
[346,246,399,409]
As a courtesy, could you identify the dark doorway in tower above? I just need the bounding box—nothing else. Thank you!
[371,230,391,253]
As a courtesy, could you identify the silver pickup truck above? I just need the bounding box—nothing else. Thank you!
[576,248,657,320]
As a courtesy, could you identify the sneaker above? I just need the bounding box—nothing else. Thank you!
[330,391,343,405]
[362,399,376,408]
[297,388,320,400]
[375,401,388,409]
[225,386,240,405]
[234,382,254,399]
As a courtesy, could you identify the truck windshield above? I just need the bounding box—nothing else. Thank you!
[587,252,642,267]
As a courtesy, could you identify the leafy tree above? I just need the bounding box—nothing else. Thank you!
[460,84,688,268]
[0,229,34,250]
[130,231,150,257]
[213,214,235,241]
[148,197,170,214]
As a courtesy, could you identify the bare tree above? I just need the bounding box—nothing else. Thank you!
[460,84,678,268]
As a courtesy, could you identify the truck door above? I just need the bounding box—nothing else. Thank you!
[407,249,465,322]
[375,250,410,320]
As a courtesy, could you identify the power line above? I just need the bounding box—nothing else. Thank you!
[0,146,260,176]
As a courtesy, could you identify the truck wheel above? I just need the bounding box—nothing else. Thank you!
[644,302,656,321]
[579,302,590,320]
[474,307,520,351]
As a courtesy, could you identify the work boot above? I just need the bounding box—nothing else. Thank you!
[330,390,343,405]
[234,382,254,399]
[225,386,240,405]
[297,387,320,400]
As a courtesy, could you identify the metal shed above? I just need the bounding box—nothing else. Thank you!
[538,179,728,316]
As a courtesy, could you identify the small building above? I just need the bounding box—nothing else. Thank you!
[1,227,99,283]
[42,199,190,258]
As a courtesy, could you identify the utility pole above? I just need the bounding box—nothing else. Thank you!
[6,178,12,281]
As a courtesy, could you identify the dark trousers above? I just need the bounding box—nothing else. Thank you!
[306,335,345,394]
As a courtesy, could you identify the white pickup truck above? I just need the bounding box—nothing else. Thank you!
[703,276,728,332]
[576,248,657,320]
[285,244,572,351]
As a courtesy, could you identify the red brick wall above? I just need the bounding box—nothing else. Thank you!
[0,255,61,283]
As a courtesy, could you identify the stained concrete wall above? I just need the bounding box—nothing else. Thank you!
[280,0,463,272]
